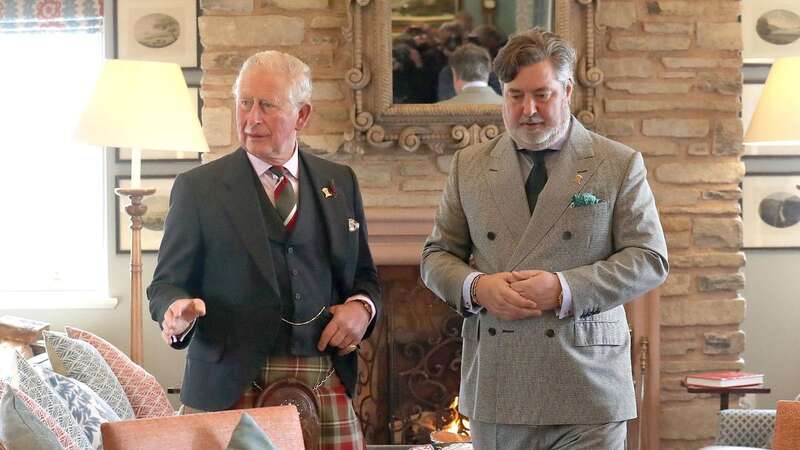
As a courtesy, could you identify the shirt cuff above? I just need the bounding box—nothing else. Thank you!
[555,272,573,319]
[462,271,485,314]
[346,295,376,322]
[170,318,196,344]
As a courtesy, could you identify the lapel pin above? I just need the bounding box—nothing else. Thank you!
[348,218,360,232]
[321,180,337,199]
[575,174,583,185]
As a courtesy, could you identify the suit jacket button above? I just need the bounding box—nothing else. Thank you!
[562,231,572,240]
[287,246,295,254]
[488,327,497,336]
[294,293,301,301]
[545,329,555,338]
[487,232,496,240]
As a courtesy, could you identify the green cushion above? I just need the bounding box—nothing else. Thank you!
[225,412,280,450]
[0,387,63,450]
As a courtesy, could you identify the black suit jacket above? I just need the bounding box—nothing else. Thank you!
[147,148,381,411]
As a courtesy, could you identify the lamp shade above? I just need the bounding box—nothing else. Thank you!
[744,56,800,146]
[74,59,208,153]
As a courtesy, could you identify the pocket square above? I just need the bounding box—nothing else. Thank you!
[348,218,360,232]
[571,192,602,207]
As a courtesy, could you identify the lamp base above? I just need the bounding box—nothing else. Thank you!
[115,187,157,366]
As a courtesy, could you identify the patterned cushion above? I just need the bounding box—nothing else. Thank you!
[43,331,135,420]
[38,366,121,449]
[716,408,776,448]
[66,326,174,418]
[11,355,92,450]
[1,381,84,450]
[0,386,65,450]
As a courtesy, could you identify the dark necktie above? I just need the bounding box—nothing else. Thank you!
[268,165,298,230]
[525,151,548,214]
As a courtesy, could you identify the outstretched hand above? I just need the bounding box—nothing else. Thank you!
[161,298,206,344]
[473,272,542,321]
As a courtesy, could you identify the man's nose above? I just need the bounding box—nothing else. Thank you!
[522,96,537,117]
[246,104,263,124]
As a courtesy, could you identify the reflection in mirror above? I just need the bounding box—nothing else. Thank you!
[391,0,553,104]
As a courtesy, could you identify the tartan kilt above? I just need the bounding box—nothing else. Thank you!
[260,355,366,450]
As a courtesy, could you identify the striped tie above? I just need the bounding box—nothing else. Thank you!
[269,165,298,230]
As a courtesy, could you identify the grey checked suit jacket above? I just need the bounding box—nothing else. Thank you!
[421,119,668,426]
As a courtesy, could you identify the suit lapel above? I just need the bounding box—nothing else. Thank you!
[218,149,280,296]
[487,134,530,247]
[508,121,600,270]
[300,151,348,277]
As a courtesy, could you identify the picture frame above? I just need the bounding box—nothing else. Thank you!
[742,82,800,157]
[116,87,202,162]
[115,0,199,68]
[742,173,800,248]
[115,175,176,253]
[742,0,800,63]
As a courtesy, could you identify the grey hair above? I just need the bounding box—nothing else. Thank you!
[232,50,312,108]
[493,28,576,86]
[450,43,492,82]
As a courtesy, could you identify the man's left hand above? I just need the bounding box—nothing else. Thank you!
[316,302,371,353]
[509,270,562,311]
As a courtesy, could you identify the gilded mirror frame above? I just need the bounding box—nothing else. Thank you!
[342,0,601,153]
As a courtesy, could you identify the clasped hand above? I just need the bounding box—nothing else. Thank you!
[474,270,562,321]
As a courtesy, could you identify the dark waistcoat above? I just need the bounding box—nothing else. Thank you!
[251,161,337,356]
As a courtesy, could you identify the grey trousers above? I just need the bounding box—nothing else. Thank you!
[470,420,627,450]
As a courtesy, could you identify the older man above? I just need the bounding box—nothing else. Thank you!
[148,50,380,449]
[421,29,668,449]
[439,44,502,105]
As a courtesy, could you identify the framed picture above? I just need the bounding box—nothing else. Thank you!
[117,87,202,161]
[115,0,199,68]
[742,83,800,157]
[742,173,800,248]
[115,175,175,253]
[742,0,800,63]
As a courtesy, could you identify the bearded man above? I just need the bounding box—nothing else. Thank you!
[421,28,668,450]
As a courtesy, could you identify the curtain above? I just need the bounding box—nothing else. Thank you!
[0,0,103,32]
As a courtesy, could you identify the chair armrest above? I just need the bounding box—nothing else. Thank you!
[101,405,304,450]
[716,408,776,448]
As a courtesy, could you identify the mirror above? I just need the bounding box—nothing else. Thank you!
[344,0,600,153]
[390,0,553,104]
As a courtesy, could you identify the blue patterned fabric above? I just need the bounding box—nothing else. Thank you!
[716,408,776,448]
[0,0,103,32]
[225,412,280,450]
[37,367,120,450]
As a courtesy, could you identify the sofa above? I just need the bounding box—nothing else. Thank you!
[0,316,305,450]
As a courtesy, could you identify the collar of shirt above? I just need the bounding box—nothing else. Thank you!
[461,80,489,90]
[245,141,300,181]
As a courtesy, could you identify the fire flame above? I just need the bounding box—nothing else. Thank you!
[443,396,470,435]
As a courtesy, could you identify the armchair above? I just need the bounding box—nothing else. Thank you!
[101,405,305,450]
[701,400,800,450]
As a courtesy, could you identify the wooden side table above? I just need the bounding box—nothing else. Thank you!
[682,381,771,410]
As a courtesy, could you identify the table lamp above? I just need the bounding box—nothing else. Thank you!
[75,59,209,365]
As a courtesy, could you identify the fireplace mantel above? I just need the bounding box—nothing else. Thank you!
[365,207,436,266]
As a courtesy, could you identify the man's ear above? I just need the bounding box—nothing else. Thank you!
[295,103,312,130]
[564,79,574,101]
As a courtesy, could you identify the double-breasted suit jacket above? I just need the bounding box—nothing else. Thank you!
[421,119,668,425]
[148,148,380,412]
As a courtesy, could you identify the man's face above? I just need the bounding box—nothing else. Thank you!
[235,66,311,164]
[502,59,573,150]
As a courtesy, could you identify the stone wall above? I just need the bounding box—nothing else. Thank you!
[198,1,745,448]
[598,2,744,449]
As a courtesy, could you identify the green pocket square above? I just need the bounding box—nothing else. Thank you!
[571,192,602,207]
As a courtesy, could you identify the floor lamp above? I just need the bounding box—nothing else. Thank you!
[75,60,209,365]
[744,57,800,147]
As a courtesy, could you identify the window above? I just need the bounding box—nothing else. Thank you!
[0,30,109,305]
